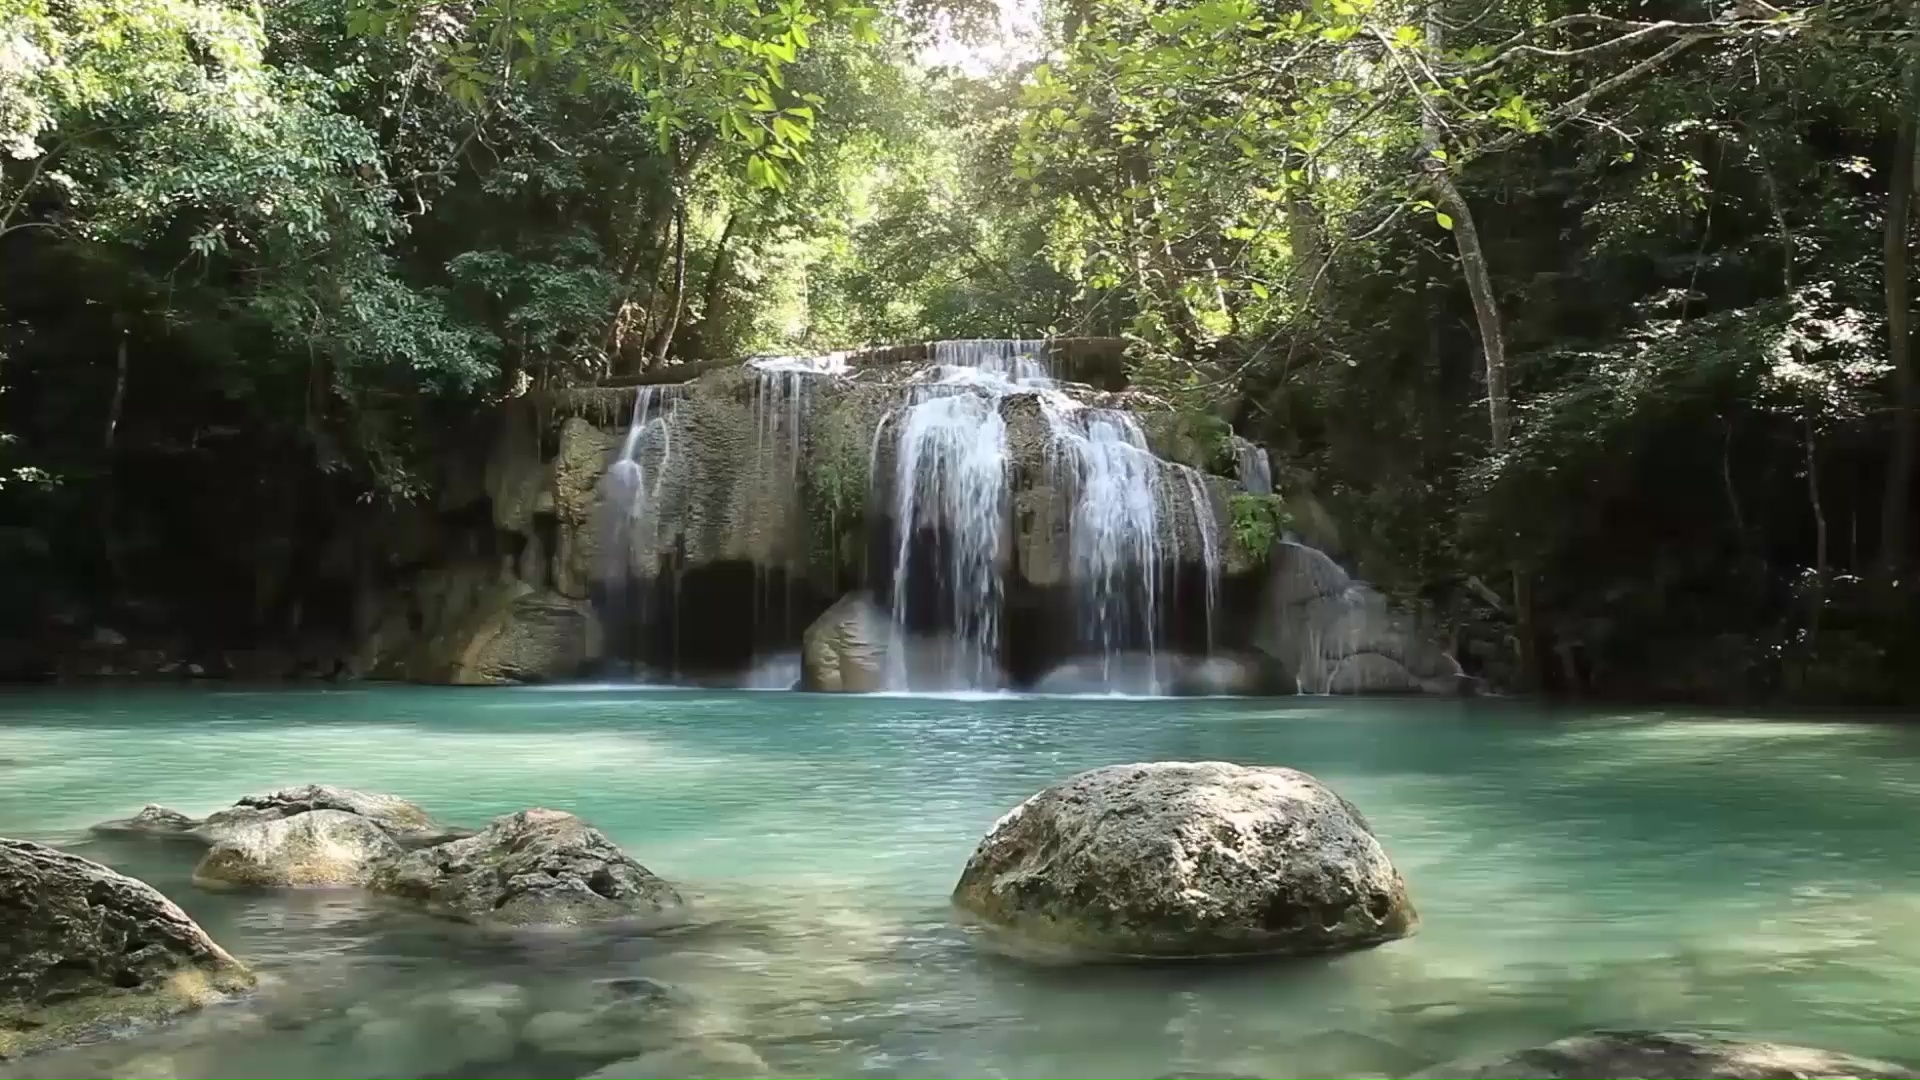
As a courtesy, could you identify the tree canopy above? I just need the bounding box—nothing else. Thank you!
[1,0,1914,700]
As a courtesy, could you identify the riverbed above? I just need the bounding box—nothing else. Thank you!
[3,687,1918,1077]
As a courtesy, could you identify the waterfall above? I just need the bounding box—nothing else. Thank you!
[600,384,682,582]
[1177,465,1221,653]
[1050,408,1164,681]
[596,384,683,674]
[748,354,845,648]
[1232,436,1273,496]
[880,341,1047,689]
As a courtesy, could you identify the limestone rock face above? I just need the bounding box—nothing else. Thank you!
[193,785,464,847]
[1409,1031,1920,1079]
[192,809,402,888]
[1257,541,1467,694]
[370,808,684,928]
[0,839,254,1058]
[953,762,1415,960]
[800,592,894,693]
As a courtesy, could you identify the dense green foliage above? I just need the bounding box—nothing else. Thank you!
[2,0,1914,700]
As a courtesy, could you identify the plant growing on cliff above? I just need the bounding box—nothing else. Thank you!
[1230,493,1289,563]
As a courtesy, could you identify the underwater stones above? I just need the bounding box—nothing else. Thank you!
[799,591,893,692]
[90,804,199,839]
[1409,1030,1920,1079]
[0,839,254,1059]
[370,808,684,928]
[952,762,1415,960]
[192,809,402,889]
[583,1039,772,1079]
[195,784,465,847]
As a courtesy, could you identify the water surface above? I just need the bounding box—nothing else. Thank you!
[3,688,1919,1077]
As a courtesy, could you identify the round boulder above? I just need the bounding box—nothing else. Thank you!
[192,809,403,888]
[1409,1030,1920,1079]
[370,808,685,928]
[1,839,254,1058]
[952,761,1415,960]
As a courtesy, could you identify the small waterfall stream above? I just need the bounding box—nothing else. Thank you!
[749,355,845,651]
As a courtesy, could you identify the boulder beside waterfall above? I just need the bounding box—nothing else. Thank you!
[800,592,893,692]
[952,762,1416,960]
[1256,541,1470,695]
[1409,1031,1920,1079]
[0,839,255,1058]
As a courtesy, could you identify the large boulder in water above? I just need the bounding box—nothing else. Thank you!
[370,808,685,927]
[1256,541,1468,694]
[1410,1030,1920,1079]
[952,762,1415,960]
[192,810,402,888]
[0,839,254,1058]
[800,592,893,692]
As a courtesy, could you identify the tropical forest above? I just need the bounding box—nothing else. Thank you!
[3,0,1920,1075]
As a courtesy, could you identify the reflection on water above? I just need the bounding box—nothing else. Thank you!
[3,689,1920,1077]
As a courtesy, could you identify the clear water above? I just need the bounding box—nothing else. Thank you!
[4,689,1920,1078]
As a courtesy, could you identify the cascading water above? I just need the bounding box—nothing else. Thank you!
[879,340,1048,688]
[1232,435,1273,496]
[1049,408,1164,680]
[748,354,846,649]
[596,384,683,673]
[1177,464,1221,653]
[599,384,682,583]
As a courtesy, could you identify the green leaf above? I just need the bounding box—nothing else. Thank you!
[1435,211,1454,230]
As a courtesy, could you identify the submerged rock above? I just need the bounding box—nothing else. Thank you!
[583,1039,771,1079]
[1409,1030,1920,1079]
[371,808,685,927]
[193,785,467,847]
[952,761,1415,960]
[90,805,199,839]
[0,839,254,1059]
[800,592,893,693]
[193,809,403,889]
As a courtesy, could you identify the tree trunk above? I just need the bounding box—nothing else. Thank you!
[648,199,689,366]
[1806,409,1828,640]
[689,210,741,358]
[99,328,129,589]
[1421,5,1538,689]
[1882,67,1918,585]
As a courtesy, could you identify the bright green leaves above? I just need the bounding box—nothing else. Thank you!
[345,0,879,191]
